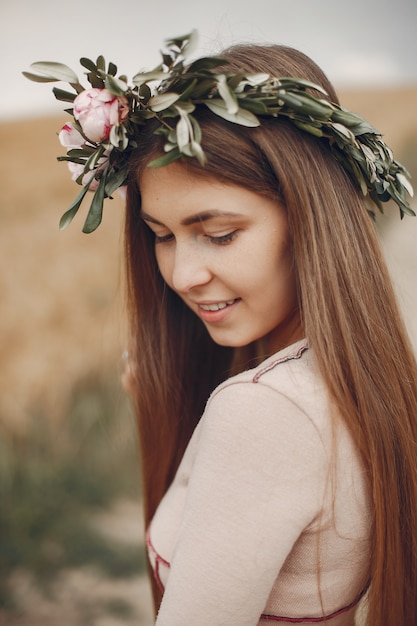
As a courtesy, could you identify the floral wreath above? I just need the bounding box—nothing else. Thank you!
[24,31,414,233]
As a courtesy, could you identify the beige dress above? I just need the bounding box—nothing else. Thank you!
[147,340,371,625]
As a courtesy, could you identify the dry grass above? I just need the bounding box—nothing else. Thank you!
[0,116,127,430]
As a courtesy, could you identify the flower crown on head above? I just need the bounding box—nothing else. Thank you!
[24,30,414,233]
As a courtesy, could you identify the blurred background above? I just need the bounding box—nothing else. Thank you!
[1,0,416,624]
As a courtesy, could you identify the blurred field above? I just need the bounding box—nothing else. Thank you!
[0,116,154,624]
[0,115,126,430]
[0,85,416,624]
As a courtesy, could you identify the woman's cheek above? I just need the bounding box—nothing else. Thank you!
[155,249,173,287]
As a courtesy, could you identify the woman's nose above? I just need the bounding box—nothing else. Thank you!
[171,242,212,293]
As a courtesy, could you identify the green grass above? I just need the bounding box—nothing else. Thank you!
[0,376,146,610]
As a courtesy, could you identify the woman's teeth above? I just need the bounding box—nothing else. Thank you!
[200,299,236,311]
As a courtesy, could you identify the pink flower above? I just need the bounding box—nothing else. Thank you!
[73,88,129,143]
[58,123,85,149]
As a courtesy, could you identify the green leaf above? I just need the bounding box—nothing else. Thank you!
[22,71,58,83]
[87,71,105,89]
[139,83,151,102]
[217,75,238,114]
[105,166,128,197]
[183,78,214,100]
[108,62,117,77]
[132,69,166,87]
[190,140,207,165]
[28,61,79,84]
[293,120,324,137]
[237,98,267,115]
[204,100,260,127]
[57,156,87,165]
[331,122,356,142]
[181,29,199,59]
[165,30,198,60]
[104,74,128,95]
[244,73,270,87]
[162,53,174,68]
[225,69,246,91]
[109,124,128,150]
[189,115,202,143]
[59,180,93,230]
[187,56,228,73]
[292,94,333,120]
[176,79,198,102]
[80,57,97,72]
[175,101,196,114]
[85,147,107,171]
[148,148,182,168]
[165,31,194,48]
[175,115,191,150]
[149,92,180,112]
[67,147,96,157]
[273,92,305,110]
[387,185,416,217]
[96,56,106,72]
[52,86,77,103]
[332,108,377,136]
[82,170,108,233]
[396,172,414,198]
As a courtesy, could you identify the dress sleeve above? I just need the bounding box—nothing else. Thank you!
[155,381,328,626]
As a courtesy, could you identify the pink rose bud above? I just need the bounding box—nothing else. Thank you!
[58,123,85,149]
[73,88,129,143]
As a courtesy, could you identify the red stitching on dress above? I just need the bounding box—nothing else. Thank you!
[253,342,309,383]
[259,586,367,622]
[146,526,171,593]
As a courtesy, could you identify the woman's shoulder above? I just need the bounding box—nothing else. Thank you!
[193,339,334,485]
[202,339,330,442]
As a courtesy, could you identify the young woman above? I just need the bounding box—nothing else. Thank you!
[25,34,417,625]
[123,46,417,625]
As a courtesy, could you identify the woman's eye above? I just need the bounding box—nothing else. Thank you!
[208,230,239,245]
[152,230,239,245]
[154,233,174,244]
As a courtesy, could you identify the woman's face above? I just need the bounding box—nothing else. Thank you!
[139,163,302,353]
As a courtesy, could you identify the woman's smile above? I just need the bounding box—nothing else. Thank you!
[196,298,241,323]
[198,298,239,312]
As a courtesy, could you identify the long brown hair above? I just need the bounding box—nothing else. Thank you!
[124,44,417,623]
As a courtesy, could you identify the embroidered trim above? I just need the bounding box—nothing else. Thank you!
[253,342,309,383]
[146,526,170,593]
[259,587,367,623]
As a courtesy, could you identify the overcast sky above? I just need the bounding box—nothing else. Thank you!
[1,0,416,120]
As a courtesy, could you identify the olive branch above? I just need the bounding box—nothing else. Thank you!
[23,30,414,233]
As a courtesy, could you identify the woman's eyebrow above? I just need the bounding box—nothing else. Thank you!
[140,209,243,226]
[140,211,163,225]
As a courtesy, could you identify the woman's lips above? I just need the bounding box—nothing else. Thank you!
[197,298,240,322]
